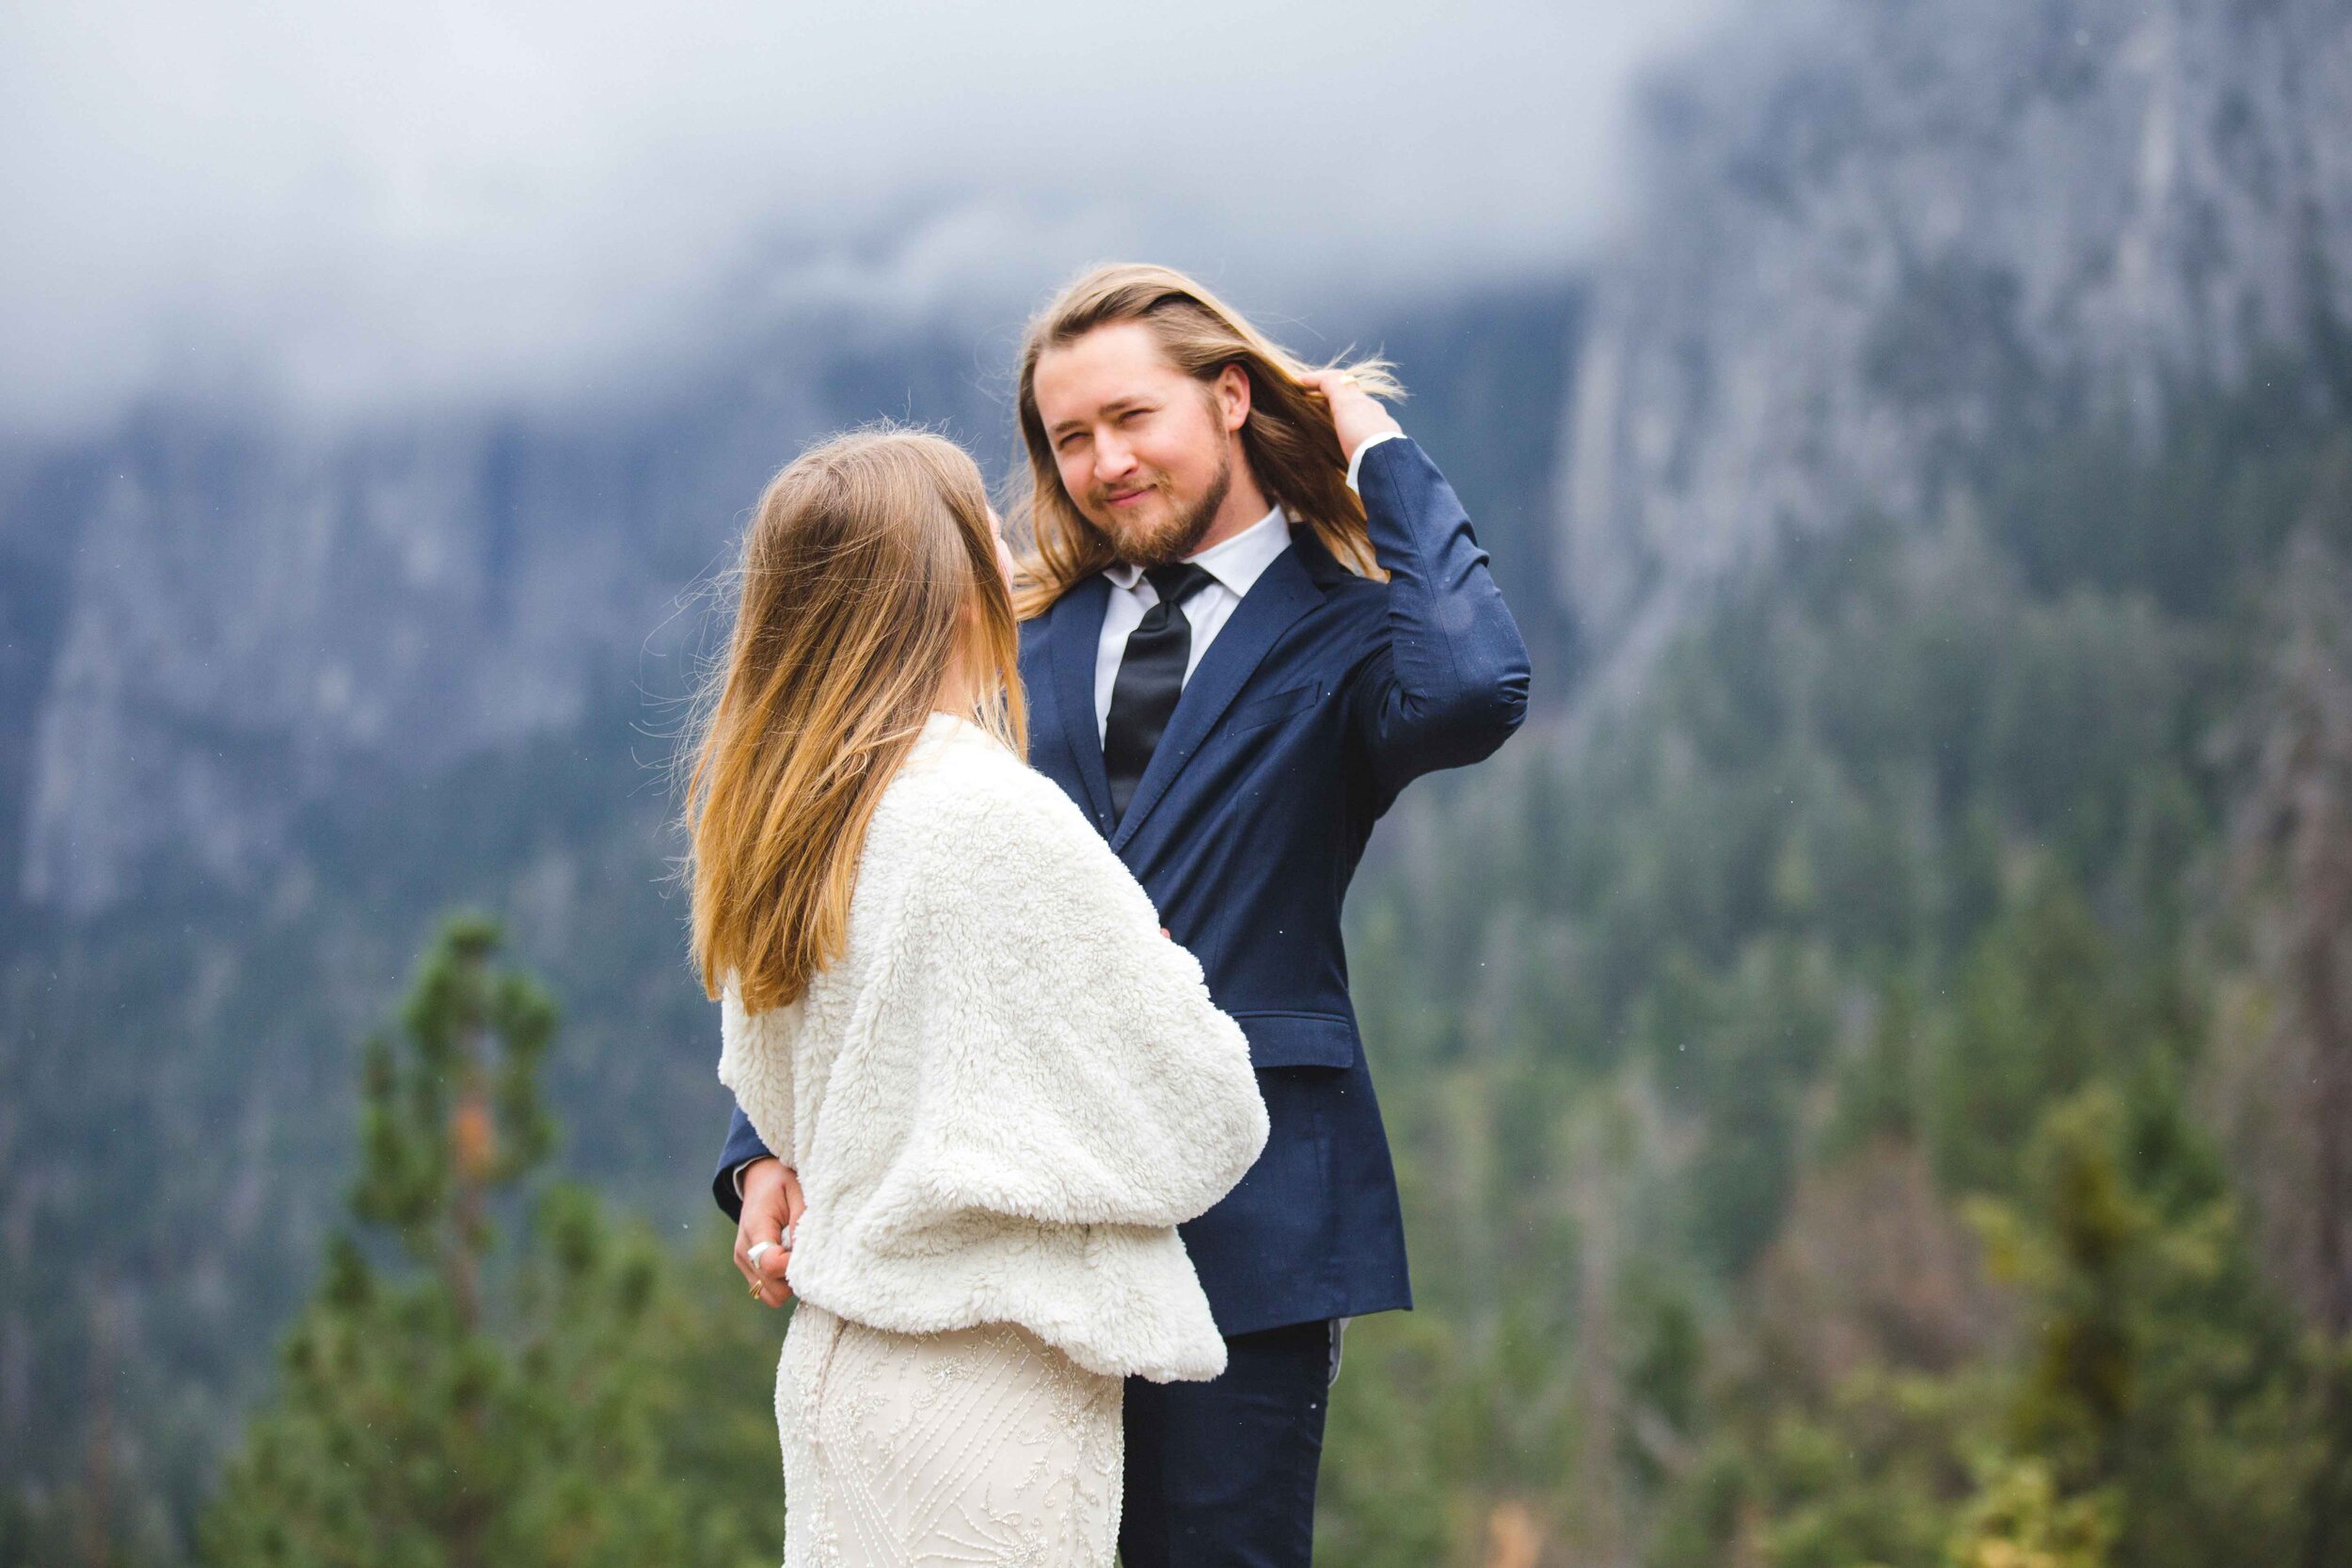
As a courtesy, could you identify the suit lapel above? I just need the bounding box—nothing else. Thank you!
[1111,538,1323,852]
[1049,575,1116,830]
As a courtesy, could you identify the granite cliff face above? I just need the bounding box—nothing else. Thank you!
[1560,0,2352,702]
[27,0,2344,917]
[0,289,1576,920]
[0,317,1005,916]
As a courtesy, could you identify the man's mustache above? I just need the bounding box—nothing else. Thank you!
[1090,477,1165,512]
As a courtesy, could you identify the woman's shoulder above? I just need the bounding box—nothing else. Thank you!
[719,966,803,1045]
[873,716,1138,914]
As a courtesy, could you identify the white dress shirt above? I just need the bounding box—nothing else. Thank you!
[1094,502,1291,738]
[731,429,1402,1202]
[1091,431,1404,739]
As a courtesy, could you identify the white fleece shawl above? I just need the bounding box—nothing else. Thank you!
[718,711,1269,1382]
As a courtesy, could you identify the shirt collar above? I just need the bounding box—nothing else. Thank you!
[1104,502,1293,597]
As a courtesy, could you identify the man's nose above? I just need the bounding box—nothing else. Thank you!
[1095,429,1138,479]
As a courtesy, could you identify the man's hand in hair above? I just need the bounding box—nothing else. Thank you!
[1295,368,1402,461]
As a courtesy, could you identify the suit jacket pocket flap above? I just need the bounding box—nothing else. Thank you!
[1232,1010,1358,1069]
[1228,681,1319,733]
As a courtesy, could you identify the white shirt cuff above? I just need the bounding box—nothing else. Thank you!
[1345,431,1406,493]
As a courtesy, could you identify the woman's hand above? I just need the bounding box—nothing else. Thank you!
[736,1157,806,1308]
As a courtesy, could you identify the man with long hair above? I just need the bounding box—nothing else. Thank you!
[714,263,1532,1565]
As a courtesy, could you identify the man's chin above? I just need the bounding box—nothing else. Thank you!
[1099,521,1176,568]
[1099,506,1211,569]
[1116,537,1190,570]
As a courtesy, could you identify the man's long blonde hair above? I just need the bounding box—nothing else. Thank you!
[1011,262,1401,617]
[681,429,1025,1014]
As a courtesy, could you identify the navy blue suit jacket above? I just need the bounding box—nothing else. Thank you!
[712,435,1531,1334]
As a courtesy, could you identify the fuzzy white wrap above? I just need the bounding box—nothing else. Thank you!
[718,711,1270,1383]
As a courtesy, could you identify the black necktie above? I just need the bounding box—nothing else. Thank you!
[1104,563,1216,823]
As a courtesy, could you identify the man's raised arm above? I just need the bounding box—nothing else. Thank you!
[1298,372,1533,805]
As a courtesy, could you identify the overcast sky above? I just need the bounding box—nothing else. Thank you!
[0,0,1728,437]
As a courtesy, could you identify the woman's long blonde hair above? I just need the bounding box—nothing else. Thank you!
[681,428,1025,1013]
[1010,262,1402,617]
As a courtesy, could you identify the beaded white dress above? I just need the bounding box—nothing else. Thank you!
[776,1301,1124,1568]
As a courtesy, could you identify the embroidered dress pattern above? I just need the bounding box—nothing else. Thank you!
[779,1301,1123,1568]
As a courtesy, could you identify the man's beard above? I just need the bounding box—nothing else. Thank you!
[1100,450,1232,569]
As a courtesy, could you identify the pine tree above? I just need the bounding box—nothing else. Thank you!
[199,913,781,1568]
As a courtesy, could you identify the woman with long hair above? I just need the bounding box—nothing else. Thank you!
[680,427,1267,1567]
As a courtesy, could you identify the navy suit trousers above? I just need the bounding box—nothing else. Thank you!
[1120,1320,1340,1568]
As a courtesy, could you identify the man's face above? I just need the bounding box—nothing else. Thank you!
[1032,321,1240,567]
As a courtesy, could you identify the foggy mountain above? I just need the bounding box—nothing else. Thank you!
[0,285,1575,920]
[0,279,1580,1553]
[0,308,1005,916]
[15,0,2351,921]
[1559,0,2352,704]
[9,0,2352,1558]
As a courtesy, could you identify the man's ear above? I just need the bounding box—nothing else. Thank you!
[1214,363,1252,434]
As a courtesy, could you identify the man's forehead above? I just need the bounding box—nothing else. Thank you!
[1036,324,1184,408]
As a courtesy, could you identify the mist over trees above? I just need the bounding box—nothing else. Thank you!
[8,2,2352,1553]
[17,349,2333,1568]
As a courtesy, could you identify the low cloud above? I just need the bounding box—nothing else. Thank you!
[0,0,1727,436]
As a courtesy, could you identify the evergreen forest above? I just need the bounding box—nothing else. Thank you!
[8,331,2352,1568]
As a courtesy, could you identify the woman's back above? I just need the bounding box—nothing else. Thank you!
[722,710,1267,1384]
